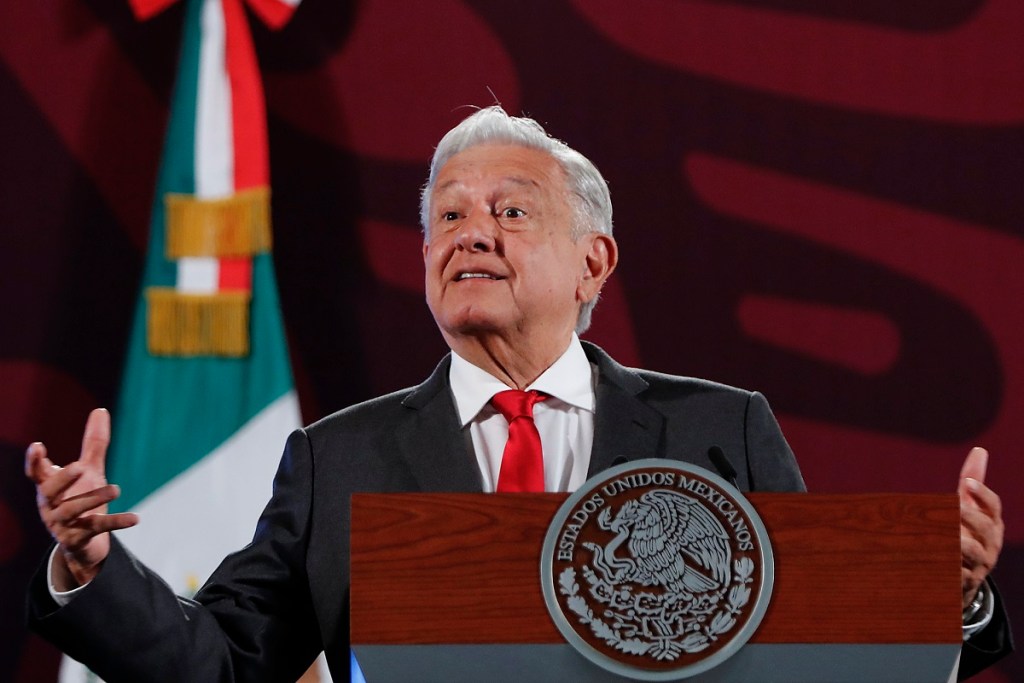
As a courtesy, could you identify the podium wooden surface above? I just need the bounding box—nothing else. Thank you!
[351,493,962,682]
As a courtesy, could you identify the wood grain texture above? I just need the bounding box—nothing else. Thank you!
[350,493,961,645]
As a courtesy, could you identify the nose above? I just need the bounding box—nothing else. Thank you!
[454,211,498,253]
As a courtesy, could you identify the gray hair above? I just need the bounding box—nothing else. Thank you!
[420,106,614,333]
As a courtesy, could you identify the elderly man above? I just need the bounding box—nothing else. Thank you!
[26,107,1010,681]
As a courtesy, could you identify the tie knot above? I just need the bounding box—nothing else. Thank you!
[491,389,546,422]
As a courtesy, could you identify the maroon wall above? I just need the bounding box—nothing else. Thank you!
[2,1,1020,680]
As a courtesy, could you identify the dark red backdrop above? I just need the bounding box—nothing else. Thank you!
[2,1,1021,680]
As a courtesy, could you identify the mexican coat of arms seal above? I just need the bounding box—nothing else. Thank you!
[541,459,774,680]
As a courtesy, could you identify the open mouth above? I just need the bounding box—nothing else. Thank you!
[455,272,505,281]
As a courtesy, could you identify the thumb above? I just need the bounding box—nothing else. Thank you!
[958,446,988,496]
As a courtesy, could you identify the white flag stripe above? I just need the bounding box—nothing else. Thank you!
[176,256,220,293]
[195,0,233,200]
[115,391,301,594]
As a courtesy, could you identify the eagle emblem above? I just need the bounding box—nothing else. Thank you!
[586,490,731,597]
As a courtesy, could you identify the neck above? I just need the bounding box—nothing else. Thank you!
[445,330,574,389]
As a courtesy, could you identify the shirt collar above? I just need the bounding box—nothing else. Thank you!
[449,333,595,427]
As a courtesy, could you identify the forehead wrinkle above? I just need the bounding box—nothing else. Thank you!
[499,175,542,190]
[442,176,540,191]
[435,178,465,195]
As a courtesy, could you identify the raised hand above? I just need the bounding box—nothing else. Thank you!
[958,447,1004,609]
[25,408,139,590]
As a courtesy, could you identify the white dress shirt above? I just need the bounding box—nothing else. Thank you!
[448,333,596,493]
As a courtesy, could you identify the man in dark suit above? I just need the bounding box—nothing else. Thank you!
[26,106,1009,681]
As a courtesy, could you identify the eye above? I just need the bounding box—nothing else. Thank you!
[442,211,460,221]
[502,207,526,219]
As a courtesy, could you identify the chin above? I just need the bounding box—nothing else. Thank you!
[436,309,513,337]
[446,318,507,337]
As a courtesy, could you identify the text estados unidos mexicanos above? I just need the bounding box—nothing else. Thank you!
[556,471,755,561]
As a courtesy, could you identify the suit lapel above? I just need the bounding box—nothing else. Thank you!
[397,355,483,493]
[396,344,662,488]
[583,343,665,477]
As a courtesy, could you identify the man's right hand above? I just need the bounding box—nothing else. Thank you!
[25,408,139,590]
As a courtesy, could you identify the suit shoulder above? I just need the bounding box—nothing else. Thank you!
[629,368,756,401]
[584,341,755,402]
[303,386,417,437]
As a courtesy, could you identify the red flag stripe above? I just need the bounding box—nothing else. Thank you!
[222,0,269,190]
[218,258,253,291]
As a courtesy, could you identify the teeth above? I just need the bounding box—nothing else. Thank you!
[458,273,496,280]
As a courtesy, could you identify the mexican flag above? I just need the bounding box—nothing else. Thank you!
[106,0,300,593]
[57,0,328,679]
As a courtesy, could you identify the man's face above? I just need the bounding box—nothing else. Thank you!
[423,144,601,349]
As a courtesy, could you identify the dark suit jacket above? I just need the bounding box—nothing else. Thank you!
[28,343,1010,681]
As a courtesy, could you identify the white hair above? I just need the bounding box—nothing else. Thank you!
[420,106,614,333]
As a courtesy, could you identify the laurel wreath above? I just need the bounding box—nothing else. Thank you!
[559,555,755,660]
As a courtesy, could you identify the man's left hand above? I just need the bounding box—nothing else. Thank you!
[959,447,1004,610]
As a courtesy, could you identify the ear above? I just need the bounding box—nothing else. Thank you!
[577,234,618,303]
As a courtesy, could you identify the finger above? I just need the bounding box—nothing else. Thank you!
[25,442,52,483]
[80,408,111,471]
[58,514,139,553]
[37,462,85,504]
[961,507,1004,554]
[962,478,1003,518]
[49,484,122,523]
[961,564,984,586]
[960,517,1001,582]
[69,511,139,534]
[958,447,988,490]
[961,569,982,608]
[961,507,1004,544]
[961,533,988,570]
[959,538,996,605]
[52,510,139,557]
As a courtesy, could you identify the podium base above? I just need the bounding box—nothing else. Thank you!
[352,643,959,682]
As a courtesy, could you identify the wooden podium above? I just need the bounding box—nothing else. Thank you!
[351,493,962,682]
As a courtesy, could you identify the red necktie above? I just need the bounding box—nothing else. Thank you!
[491,390,547,492]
